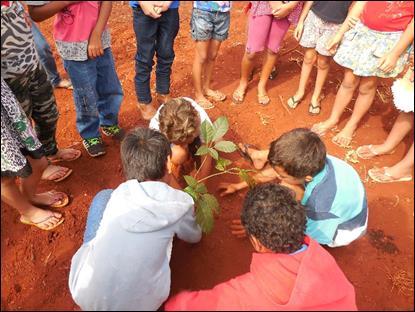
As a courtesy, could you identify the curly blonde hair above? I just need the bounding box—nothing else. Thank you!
[158,98,201,144]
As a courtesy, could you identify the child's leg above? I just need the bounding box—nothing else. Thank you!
[1,177,63,229]
[83,189,113,243]
[203,39,224,97]
[333,76,378,146]
[193,40,211,102]
[312,68,360,135]
[155,8,180,97]
[133,8,158,105]
[289,48,317,107]
[257,17,290,104]
[63,58,101,140]
[233,51,256,100]
[309,54,330,113]
[96,48,124,128]
[358,112,414,158]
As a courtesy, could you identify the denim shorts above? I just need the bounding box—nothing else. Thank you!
[190,8,230,41]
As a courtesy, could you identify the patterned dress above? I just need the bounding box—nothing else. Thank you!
[1,78,44,178]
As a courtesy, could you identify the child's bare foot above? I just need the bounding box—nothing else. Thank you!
[20,207,64,230]
[204,89,226,102]
[30,191,69,208]
[238,143,267,170]
[232,83,248,104]
[332,124,356,148]
[138,103,157,120]
[311,119,337,137]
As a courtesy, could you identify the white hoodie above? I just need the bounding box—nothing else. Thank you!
[68,180,202,311]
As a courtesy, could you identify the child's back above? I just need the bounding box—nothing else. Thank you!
[303,155,367,247]
[68,128,201,310]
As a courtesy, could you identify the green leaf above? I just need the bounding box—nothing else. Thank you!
[215,157,232,171]
[202,193,220,214]
[239,169,256,189]
[195,196,214,233]
[214,141,237,153]
[200,120,214,143]
[184,186,198,202]
[195,145,209,156]
[208,148,219,160]
[195,182,207,194]
[184,175,198,188]
[212,116,229,142]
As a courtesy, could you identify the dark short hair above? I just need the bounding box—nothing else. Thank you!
[241,183,306,254]
[268,128,326,178]
[120,127,171,182]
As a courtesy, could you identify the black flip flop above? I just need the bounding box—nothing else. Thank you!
[308,102,321,116]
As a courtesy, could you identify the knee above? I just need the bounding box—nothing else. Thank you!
[196,52,209,64]
[316,56,330,70]
[207,51,219,62]
[341,75,359,90]
[171,146,188,165]
[358,81,377,95]
[303,51,316,66]
[245,51,256,61]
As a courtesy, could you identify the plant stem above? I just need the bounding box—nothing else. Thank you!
[197,171,227,183]
[194,154,208,179]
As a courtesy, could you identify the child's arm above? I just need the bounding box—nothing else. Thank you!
[218,167,279,197]
[175,209,202,244]
[272,1,300,19]
[27,1,78,22]
[326,1,366,55]
[88,1,112,59]
[293,1,313,41]
[378,18,414,73]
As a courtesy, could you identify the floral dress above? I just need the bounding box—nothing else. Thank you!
[1,78,44,178]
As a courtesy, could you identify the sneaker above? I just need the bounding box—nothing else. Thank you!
[82,137,106,157]
[101,125,124,140]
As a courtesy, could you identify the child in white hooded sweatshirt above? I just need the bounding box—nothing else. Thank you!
[68,127,202,311]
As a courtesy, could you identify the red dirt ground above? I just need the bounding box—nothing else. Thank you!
[1,2,414,311]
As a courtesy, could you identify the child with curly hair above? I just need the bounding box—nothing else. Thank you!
[165,183,357,311]
[149,97,213,180]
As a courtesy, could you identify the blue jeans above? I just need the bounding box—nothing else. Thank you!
[63,48,123,139]
[133,7,180,104]
[31,21,61,87]
[83,189,113,243]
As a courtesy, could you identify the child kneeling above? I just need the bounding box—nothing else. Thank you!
[166,183,357,311]
[221,128,368,247]
[68,128,202,311]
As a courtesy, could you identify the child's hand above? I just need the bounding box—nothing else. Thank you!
[230,219,247,238]
[88,31,104,59]
[140,1,162,18]
[272,4,292,19]
[293,22,304,41]
[326,33,343,55]
[218,182,239,197]
[378,52,399,73]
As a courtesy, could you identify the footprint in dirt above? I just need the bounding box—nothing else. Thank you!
[368,229,399,254]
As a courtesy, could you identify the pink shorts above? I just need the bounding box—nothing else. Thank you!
[246,14,290,54]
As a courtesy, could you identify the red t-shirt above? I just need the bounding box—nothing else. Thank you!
[362,1,414,32]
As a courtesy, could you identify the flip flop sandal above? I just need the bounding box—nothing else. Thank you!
[48,149,82,164]
[287,95,303,109]
[308,102,321,116]
[205,89,227,102]
[197,98,215,110]
[332,134,354,148]
[356,145,395,160]
[368,167,412,183]
[232,89,246,104]
[42,165,73,182]
[237,143,259,165]
[258,94,270,106]
[34,191,70,208]
[20,214,65,231]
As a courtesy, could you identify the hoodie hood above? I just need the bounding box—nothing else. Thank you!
[101,180,194,233]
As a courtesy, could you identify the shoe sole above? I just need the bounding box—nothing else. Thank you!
[82,142,106,157]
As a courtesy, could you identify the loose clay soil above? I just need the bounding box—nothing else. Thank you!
[1,2,414,311]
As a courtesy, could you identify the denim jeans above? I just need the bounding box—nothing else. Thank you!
[63,48,123,139]
[133,7,180,104]
[83,189,113,243]
[31,21,62,87]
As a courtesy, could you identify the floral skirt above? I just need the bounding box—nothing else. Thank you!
[334,22,409,78]
[1,79,44,178]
